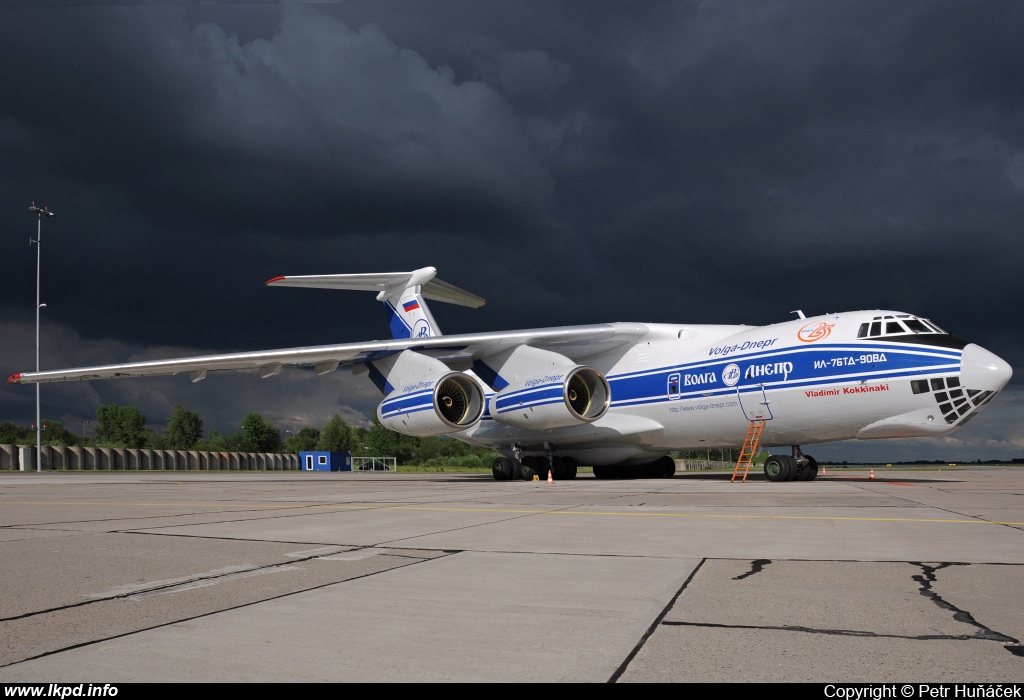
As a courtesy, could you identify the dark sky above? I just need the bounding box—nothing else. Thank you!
[1,1,1022,461]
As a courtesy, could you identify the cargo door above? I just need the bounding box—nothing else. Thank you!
[737,385,773,421]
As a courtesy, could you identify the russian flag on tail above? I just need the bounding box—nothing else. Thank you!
[403,300,421,312]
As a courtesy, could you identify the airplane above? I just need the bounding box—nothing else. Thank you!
[8,266,1013,482]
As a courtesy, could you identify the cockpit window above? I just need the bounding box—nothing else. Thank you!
[865,315,945,338]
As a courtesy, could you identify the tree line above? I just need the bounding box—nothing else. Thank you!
[0,408,784,467]
[0,404,500,467]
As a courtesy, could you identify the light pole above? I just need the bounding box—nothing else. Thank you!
[29,203,55,473]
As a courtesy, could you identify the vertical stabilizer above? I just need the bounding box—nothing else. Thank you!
[266,266,485,341]
[379,268,442,339]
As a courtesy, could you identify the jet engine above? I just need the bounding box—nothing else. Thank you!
[377,372,485,436]
[490,366,610,430]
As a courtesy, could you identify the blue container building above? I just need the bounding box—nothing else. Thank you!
[299,451,352,472]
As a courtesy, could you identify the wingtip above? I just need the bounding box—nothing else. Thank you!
[7,373,21,385]
[266,276,286,286]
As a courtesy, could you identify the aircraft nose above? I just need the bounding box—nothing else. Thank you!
[960,344,1013,392]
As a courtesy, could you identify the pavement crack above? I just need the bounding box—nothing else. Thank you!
[0,550,457,670]
[608,558,706,683]
[0,546,377,623]
[910,561,1021,655]
[662,620,981,641]
[733,559,771,580]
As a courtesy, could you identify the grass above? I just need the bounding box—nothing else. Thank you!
[397,465,492,474]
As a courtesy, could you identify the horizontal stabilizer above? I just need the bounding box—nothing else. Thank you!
[266,266,485,308]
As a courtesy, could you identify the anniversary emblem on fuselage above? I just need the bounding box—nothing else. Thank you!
[797,321,834,343]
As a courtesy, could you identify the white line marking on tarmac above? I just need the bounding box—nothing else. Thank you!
[124,567,299,600]
[285,546,346,558]
[318,549,383,561]
[85,565,259,599]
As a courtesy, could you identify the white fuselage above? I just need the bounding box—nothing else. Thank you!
[456,311,1011,466]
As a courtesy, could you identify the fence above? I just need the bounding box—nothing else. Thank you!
[674,459,734,471]
[0,444,301,472]
[353,456,397,472]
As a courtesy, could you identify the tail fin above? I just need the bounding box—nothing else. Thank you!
[266,266,485,340]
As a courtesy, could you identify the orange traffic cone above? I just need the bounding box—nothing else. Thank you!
[547,469,554,484]
[822,465,827,474]
[869,469,875,480]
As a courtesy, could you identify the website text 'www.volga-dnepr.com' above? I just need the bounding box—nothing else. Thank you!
[4,685,118,698]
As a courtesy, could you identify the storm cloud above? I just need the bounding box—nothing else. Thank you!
[1,1,1022,460]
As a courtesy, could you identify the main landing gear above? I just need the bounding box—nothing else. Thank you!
[763,446,818,482]
[492,455,579,481]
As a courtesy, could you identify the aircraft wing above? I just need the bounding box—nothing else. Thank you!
[8,323,648,385]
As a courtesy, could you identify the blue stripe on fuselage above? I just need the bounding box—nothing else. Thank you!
[606,343,961,409]
[609,342,960,383]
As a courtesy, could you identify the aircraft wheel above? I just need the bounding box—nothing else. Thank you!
[804,456,819,481]
[510,458,523,481]
[656,455,676,478]
[795,457,813,481]
[551,456,566,480]
[593,465,610,479]
[521,456,542,481]
[764,455,787,482]
[563,457,578,480]
[492,457,512,481]
[536,456,550,480]
[780,455,798,481]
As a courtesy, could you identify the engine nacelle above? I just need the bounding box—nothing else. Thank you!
[377,372,485,437]
[491,366,610,430]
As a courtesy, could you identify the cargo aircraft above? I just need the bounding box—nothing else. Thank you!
[8,267,1012,482]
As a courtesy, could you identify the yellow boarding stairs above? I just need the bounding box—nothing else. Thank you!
[731,420,766,483]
